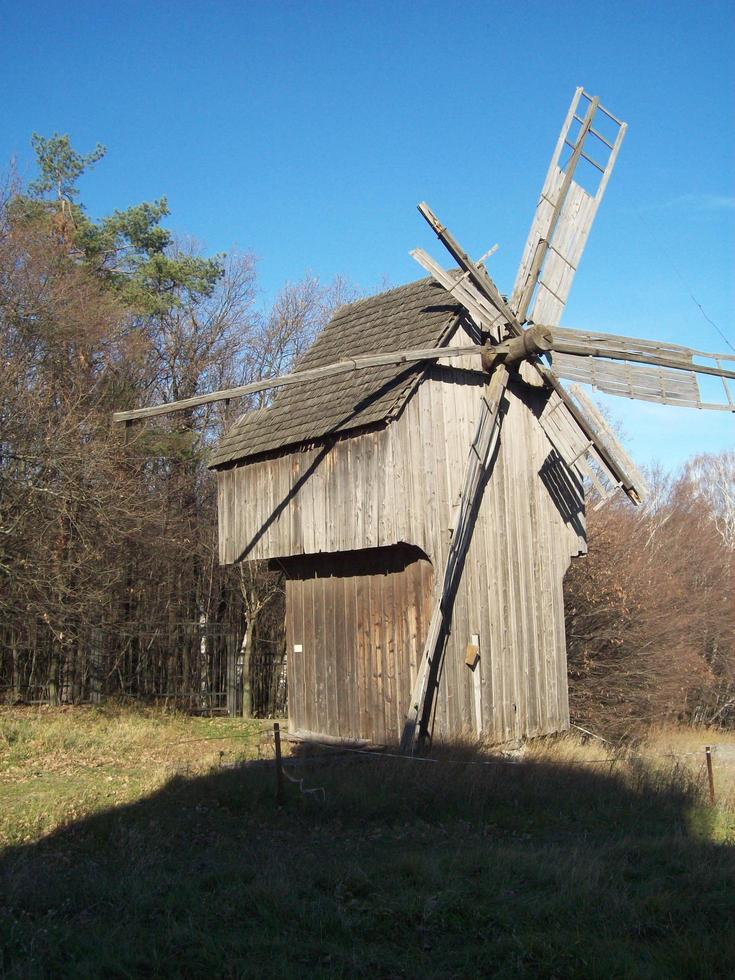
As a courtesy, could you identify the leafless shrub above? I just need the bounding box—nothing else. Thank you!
[565,455,735,736]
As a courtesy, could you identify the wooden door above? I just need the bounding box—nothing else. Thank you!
[284,545,433,744]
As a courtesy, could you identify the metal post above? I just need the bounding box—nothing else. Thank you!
[705,745,716,806]
[274,722,285,806]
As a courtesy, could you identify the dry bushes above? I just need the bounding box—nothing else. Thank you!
[565,454,735,736]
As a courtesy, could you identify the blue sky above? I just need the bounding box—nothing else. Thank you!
[2,0,733,473]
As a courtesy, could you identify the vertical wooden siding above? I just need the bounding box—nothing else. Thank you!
[283,547,433,744]
[218,364,586,743]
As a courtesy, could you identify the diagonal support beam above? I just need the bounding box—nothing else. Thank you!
[400,364,510,753]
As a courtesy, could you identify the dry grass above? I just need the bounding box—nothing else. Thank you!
[0,705,275,847]
[1,708,734,978]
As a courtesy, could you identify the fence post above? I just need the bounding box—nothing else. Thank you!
[705,745,716,806]
[274,722,285,807]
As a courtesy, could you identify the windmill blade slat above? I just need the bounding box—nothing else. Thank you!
[526,177,598,326]
[410,248,505,340]
[550,351,702,405]
[417,201,518,328]
[539,391,616,502]
[539,386,647,504]
[534,362,644,502]
[570,385,648,498]
[511,88,626,326]
[512,87,585,316]
[542,325,735,408]
[551,326,702,363]
[550,350,735,411]
[547,326,735,393]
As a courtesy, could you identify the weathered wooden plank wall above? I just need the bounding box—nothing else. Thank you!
[282,547,433,743]
[217,353,586,743]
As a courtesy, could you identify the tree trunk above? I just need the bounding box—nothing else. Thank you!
[48,640,60,706]
[241,622,254,718]
[11,633,21,703]
[89,626,103,704]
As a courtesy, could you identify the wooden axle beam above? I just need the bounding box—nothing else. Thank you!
[481,325,553,371]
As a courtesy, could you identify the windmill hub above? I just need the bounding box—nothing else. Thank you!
[481,324,554,373]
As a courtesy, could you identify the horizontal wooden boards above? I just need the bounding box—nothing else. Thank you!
[550,351,703,407]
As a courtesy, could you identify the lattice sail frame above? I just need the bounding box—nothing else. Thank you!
[547,327,735,411]
[511,88,626,327]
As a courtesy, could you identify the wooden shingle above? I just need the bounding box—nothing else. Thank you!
[209,278,461,468]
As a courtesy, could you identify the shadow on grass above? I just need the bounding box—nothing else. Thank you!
[1,744,734,979]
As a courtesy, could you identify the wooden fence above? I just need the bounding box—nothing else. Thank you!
[0,620,287,718]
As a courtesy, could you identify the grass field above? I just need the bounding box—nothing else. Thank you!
[1,707,734,978]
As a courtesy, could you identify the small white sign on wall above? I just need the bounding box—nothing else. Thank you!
[293,644,303,653]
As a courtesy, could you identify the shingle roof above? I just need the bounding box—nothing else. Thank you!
[209,277,462,468]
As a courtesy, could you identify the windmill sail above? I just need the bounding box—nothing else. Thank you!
[550,353,709,408]
[546,326,735,411]
[511,88,626,326]
[538,385,648,506]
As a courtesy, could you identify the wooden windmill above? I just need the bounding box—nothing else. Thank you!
[115,88,735,751]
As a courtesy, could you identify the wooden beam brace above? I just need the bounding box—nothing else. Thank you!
[400,364,510,753]
[112,342,486,423]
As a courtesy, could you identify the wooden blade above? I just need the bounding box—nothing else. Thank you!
[410,248,506,340]
[552,352,698,404]
[549,352,734,411]
[538,386,648,506]
[417,201,520,331]
[534,361,644,502]
[511,88,626,326]
[545,326,735,411]
[112,342,486,423]
[549,326,735,379]
[569,386,648,502]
